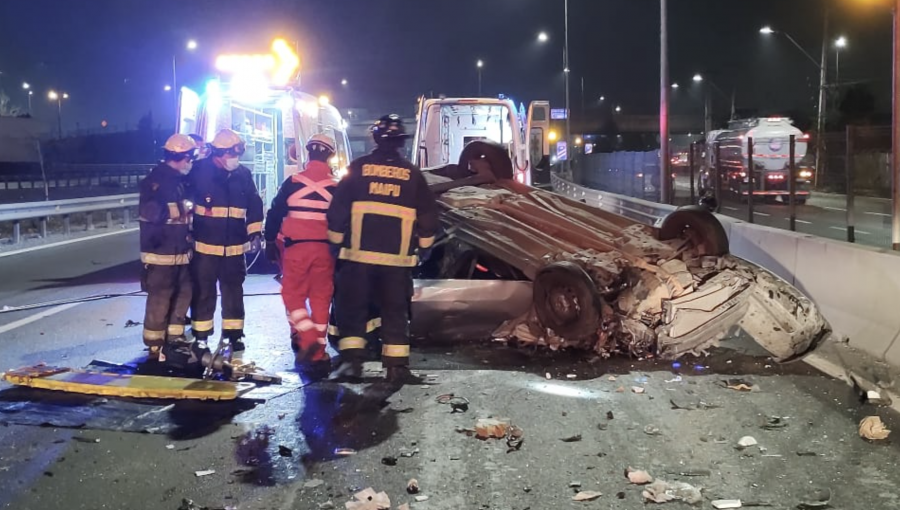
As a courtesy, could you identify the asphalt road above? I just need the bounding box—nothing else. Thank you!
[1,235,900,509]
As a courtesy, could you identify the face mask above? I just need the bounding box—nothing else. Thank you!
[224,157,240,171]
[178,161,193,175]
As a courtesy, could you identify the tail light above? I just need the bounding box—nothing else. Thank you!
[766,173,786,181]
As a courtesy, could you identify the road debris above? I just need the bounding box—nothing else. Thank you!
[435,393,469,413]
[721,379,754,392]
[632,386,646,394]
[569,481,582,488]
[670,399,719,411]
[560,434,583,442]
[851,374,892,406]
[506,424,525,453]
[346,488,391,510]
[712,500,742,509]
[859,416,891,440]
[796,487,832,509]
[608,375,617,381]
[545,372,552,380]
[304,479,325,489]
[644,425,662,436]
[334,448,357,456]
[475,418,511,440]
[796,451,818,457]
[407,479,419,494]
[414,495,429,502]
[165,444,175,450]
[194,470,216,477]
[641,480,703,505]
[381,456,398,466]
[736,436,758,449]
[567,373,577,379]
[616,386,626,393]
[72,436,100,443]
[124,319,142,328]
[397,505,409,510]
[278,445,293,457]
[665,468,711,477]
[319,502,335,510]
[761,417,788,430]
[626,467,654,485]
[617,492,626,499]
[665,375,682,383]
[399,448,420,458]
[573,491,602,501]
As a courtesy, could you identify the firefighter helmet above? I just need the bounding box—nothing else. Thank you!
[372,114,410,141]
[306,133,336,154]
[163,134,198,160]
[210,129,246,156]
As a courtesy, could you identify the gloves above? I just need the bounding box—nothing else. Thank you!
[248,234,263,254]
[265,242,281,266]
[418,247,433,265]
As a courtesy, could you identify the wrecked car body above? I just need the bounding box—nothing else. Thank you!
[419,141,830,362]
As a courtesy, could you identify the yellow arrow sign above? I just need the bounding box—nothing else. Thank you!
[215,38,300,87]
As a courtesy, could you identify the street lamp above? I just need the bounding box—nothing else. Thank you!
[538,31,549,43]
[341,78,348,86]
[164,85,172,92]
[186,39,198,51]
[172,39,197,119]
[476,59,484,96]
[615,105,622,113]
[834,36,848,83]
[22,82,32,113]
[671,82,679,89]
[693,73,703,83]
[48,90,68,138]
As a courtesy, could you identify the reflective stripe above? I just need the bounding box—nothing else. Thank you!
[314,323,327,332]
[419,236,436,249]
[327,230,345,244]
[167,324,185,336]
[296,319,316,332]
[328,318,381,337]
[143,328,166,341]
[288,211,327,221]
[349,201,417,262]
[222,319,244,330]
[247,222,263,235]
[292,174,335,201]
[141,252,191,265]
[290,199,329,209]
[382,344,410,358]
[194,205,247,219]
[351,201,416,220]
[228,207,247,219]
[289,309,309,322]
[328,325,339,336]
[195,241,249,257]
[340,248,417,268]
[192,320,214,331]
[167,202,181,219]
[339,336,367,351]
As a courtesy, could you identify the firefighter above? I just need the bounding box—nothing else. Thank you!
[138,134,196,364]
[327,114,439,384]
[188,134,210,160]
[188,129,264,363]
[264,134,338,370]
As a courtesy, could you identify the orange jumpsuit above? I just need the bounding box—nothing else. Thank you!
[264,161,337,361]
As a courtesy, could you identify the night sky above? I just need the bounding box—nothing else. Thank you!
[0,0,894,133]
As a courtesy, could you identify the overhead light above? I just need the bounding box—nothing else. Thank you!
[186,39,198,50]
[671,82,679,89]
[318,95,330,106]
[693,74,703,82]
[835,36,847,48]
[477,59,484,68]
[760,26,775,35]
[537,32,549,43]
[22,82,30,90]
[164,85,172,92]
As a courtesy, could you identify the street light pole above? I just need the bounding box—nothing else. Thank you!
[476,60,483,96]
[660,0,671,204]
[815,10,830,189]
[892,0,900,250]
[564,0,571,172]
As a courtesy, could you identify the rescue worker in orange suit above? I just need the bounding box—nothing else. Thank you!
[188,129,264,363]
[138,134,196,364]
[327,114,439,384]
[264,134,338,370]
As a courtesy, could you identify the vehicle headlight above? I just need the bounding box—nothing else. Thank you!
[799,170,812,179]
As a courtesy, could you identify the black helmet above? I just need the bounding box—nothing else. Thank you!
[372,114,410,142]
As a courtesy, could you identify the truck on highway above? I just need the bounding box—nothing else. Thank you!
[703,117,813,204]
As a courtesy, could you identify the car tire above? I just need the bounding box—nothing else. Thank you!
[533,261,601,341]
[659,206,730,256]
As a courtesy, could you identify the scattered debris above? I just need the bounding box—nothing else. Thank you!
[177,498,235,510]
[644,425,662,436]
[194,470,216,477]
[393,407,416,414]
[665,468,711,477]
[761,417,788,430]
[722,379,754,392]
[567,374,577,379]
[597,423,608,431]
[303,479,325,489]
[712,500,742,509]
[124,319,142,328]
[436,394,469,413]
[278,445,293,457]
[796,487,832,509]
[506,425,525,453]
[641,480,703,505]
[399,448,420,458]
[607,411,615,420]
[407,479,419,494]
[334,448,357,456]
[617,492,626,500]
[346,488,391,510]
[475,418,511,440]
[545,372,552,380]
[795,451,818,457]
[632,386,646,394]
[670,399,719,411]
[165,444,175,450]
[865,390,891,406]
[626,468,654,485]
[414,495,429,502]
[859,416,891,441]
[560,434,583,443]
[569,481,582,488]
[608,375,618,381]
[319,502,335,510]
[736,436,758,449]
[381,456,398,466]
[616,386,626,393]
[573,491,602,502]
[397,505,409,510]
[851,374,893,406]
[72,436,100,443]
[665,375,682,383]
[278,412,287,420]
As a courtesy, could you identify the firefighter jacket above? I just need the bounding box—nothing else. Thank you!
[138,163,193,266]
[265,160,336,246]
[188,158,264,257]
[326,147,439,267]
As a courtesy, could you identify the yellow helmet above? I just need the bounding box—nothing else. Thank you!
[210,129,246,157]
[163,134,197,154]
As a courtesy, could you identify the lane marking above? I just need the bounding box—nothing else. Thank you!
[829,226,872,235]
[823,206,846,212]
[0,302,82,336]
[783,218,813,225]
[0,228,138,260]
[864,211,891,218]
[723,206,739,211]
[753,212,771,217]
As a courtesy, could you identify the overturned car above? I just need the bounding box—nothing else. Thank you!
[419,141,830,362]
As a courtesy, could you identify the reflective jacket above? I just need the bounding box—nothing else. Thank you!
[265,160,336,246]
[188,158,264,257]
[138,163,193,265]
[326,147,439,267]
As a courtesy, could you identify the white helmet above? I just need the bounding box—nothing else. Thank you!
[211,129,245,151]
[306,133,336,154]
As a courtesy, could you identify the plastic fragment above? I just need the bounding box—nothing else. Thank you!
[194,469,215,477]
[712,500,742,509]
[626,467,654,485]
[859,416,891,440]
[573,491,602,501]
[736,436,758,449]
[407,479,419,494]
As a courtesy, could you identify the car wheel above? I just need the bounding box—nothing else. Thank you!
[659,205,729,256]
[533,261,601,341]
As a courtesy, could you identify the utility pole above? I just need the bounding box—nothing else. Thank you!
[660,0,671,204]
[564,0,571,172]
[892,0,900,250]
[814,9,830,188]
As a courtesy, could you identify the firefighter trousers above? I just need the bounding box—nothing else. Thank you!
[141,264,192,348]
[190,253,246,341]
[282,242,334,361]
[335,261,412,367]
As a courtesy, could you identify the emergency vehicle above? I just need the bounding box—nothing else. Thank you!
[411,97,552,186]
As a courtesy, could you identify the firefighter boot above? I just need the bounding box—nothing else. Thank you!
[385,366,426,386]
[162,337,200,370]
[329,359,363,383]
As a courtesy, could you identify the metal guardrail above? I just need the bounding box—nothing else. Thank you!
[550,172,675,227]
[0,194,139,244]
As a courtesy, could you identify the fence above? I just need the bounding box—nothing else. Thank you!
[0,194,139,244]
[0,164,152,203]
[575,151,663,202]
